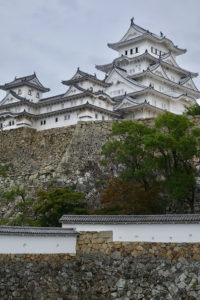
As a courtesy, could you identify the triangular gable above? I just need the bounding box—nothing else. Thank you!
[105,68,145,95]
[162,54,179,67]
[183,78,199,91]
[64,85,84,97]
[29,77,45,88]
[152,65,169,80]
[119,25,143,42]
[115,97,137,110]
[0,91,21,106]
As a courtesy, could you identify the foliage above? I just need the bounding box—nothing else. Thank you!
[101,112,200,213]
[0,164,10,178]
[94,178,165,215]
[34,186,88,226]
[185,104,200,116]
[0,185,34,226]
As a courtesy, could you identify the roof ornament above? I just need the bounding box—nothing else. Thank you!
[160,31,163,37]
[145,49,148,53]
[144,99,147,103]
[130,17,134,25]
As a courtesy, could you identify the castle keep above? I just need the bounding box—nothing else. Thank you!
[0,18,199,130]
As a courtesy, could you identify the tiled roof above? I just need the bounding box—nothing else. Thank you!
[0,73,50,93]
[62,68,110,87]
[0,226,78,236]
[59,214,200,224]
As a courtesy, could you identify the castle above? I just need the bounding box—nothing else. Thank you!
[0,18,199,131]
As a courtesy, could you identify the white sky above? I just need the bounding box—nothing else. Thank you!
[0,0,200,99]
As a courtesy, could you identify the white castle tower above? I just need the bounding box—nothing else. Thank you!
[0,18,199,130]
[97,18,200,119]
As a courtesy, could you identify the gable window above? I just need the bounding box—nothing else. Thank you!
[28,90,32,95]
[55,117,58,122]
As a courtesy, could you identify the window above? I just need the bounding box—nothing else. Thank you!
[0,123,2,128]
[151,46,154,53]
[12,121,14,125]
[130,49,133,55]
[125,50,128,55]
[64,115,70,120]
[41,120,46,125]
[135,47,139,53]
[55,117,58,122]
[28,90,32,95]
[36,92,40,98]
[9,121,11,126]
[18,89,22,95]
[95,113,98,119]
[102,116,105,120]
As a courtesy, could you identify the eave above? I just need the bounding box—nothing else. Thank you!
[130,71,200,98]
[0,82,50,93]
[108,34,186,56]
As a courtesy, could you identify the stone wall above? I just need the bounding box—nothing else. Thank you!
[0,232,200,299]
[0,117,200,218]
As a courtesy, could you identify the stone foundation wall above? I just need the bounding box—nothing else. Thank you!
[0,233,200,299]
[0,117,200,218]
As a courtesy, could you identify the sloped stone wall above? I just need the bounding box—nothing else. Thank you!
[0,117,200,218]
[0,233,200,299]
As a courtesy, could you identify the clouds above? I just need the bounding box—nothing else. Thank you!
[0,0,200,99]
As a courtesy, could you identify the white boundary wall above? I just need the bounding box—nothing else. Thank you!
[0,235,77,254]
[62,223,200,243]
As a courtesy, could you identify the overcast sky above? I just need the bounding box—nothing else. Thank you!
[0,0,200,99]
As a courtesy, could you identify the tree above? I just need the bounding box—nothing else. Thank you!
[94,178,165,215]
[101,121,156,190]
[101,112,200,213]
[34,186,88,226]
[185,104,200,116]
[0,185,34,226]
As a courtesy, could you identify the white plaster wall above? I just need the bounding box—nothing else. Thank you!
[62,223,200,243]
[0,235,77,254]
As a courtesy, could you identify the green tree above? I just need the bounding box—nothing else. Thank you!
[0,185,34,226]
[34,186,88,226]
[101,112,200,213]
[185,104,200,116]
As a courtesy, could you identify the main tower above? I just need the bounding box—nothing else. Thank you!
[96,18,200,119]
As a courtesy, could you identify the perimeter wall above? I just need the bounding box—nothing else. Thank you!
[0,231,200,299]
